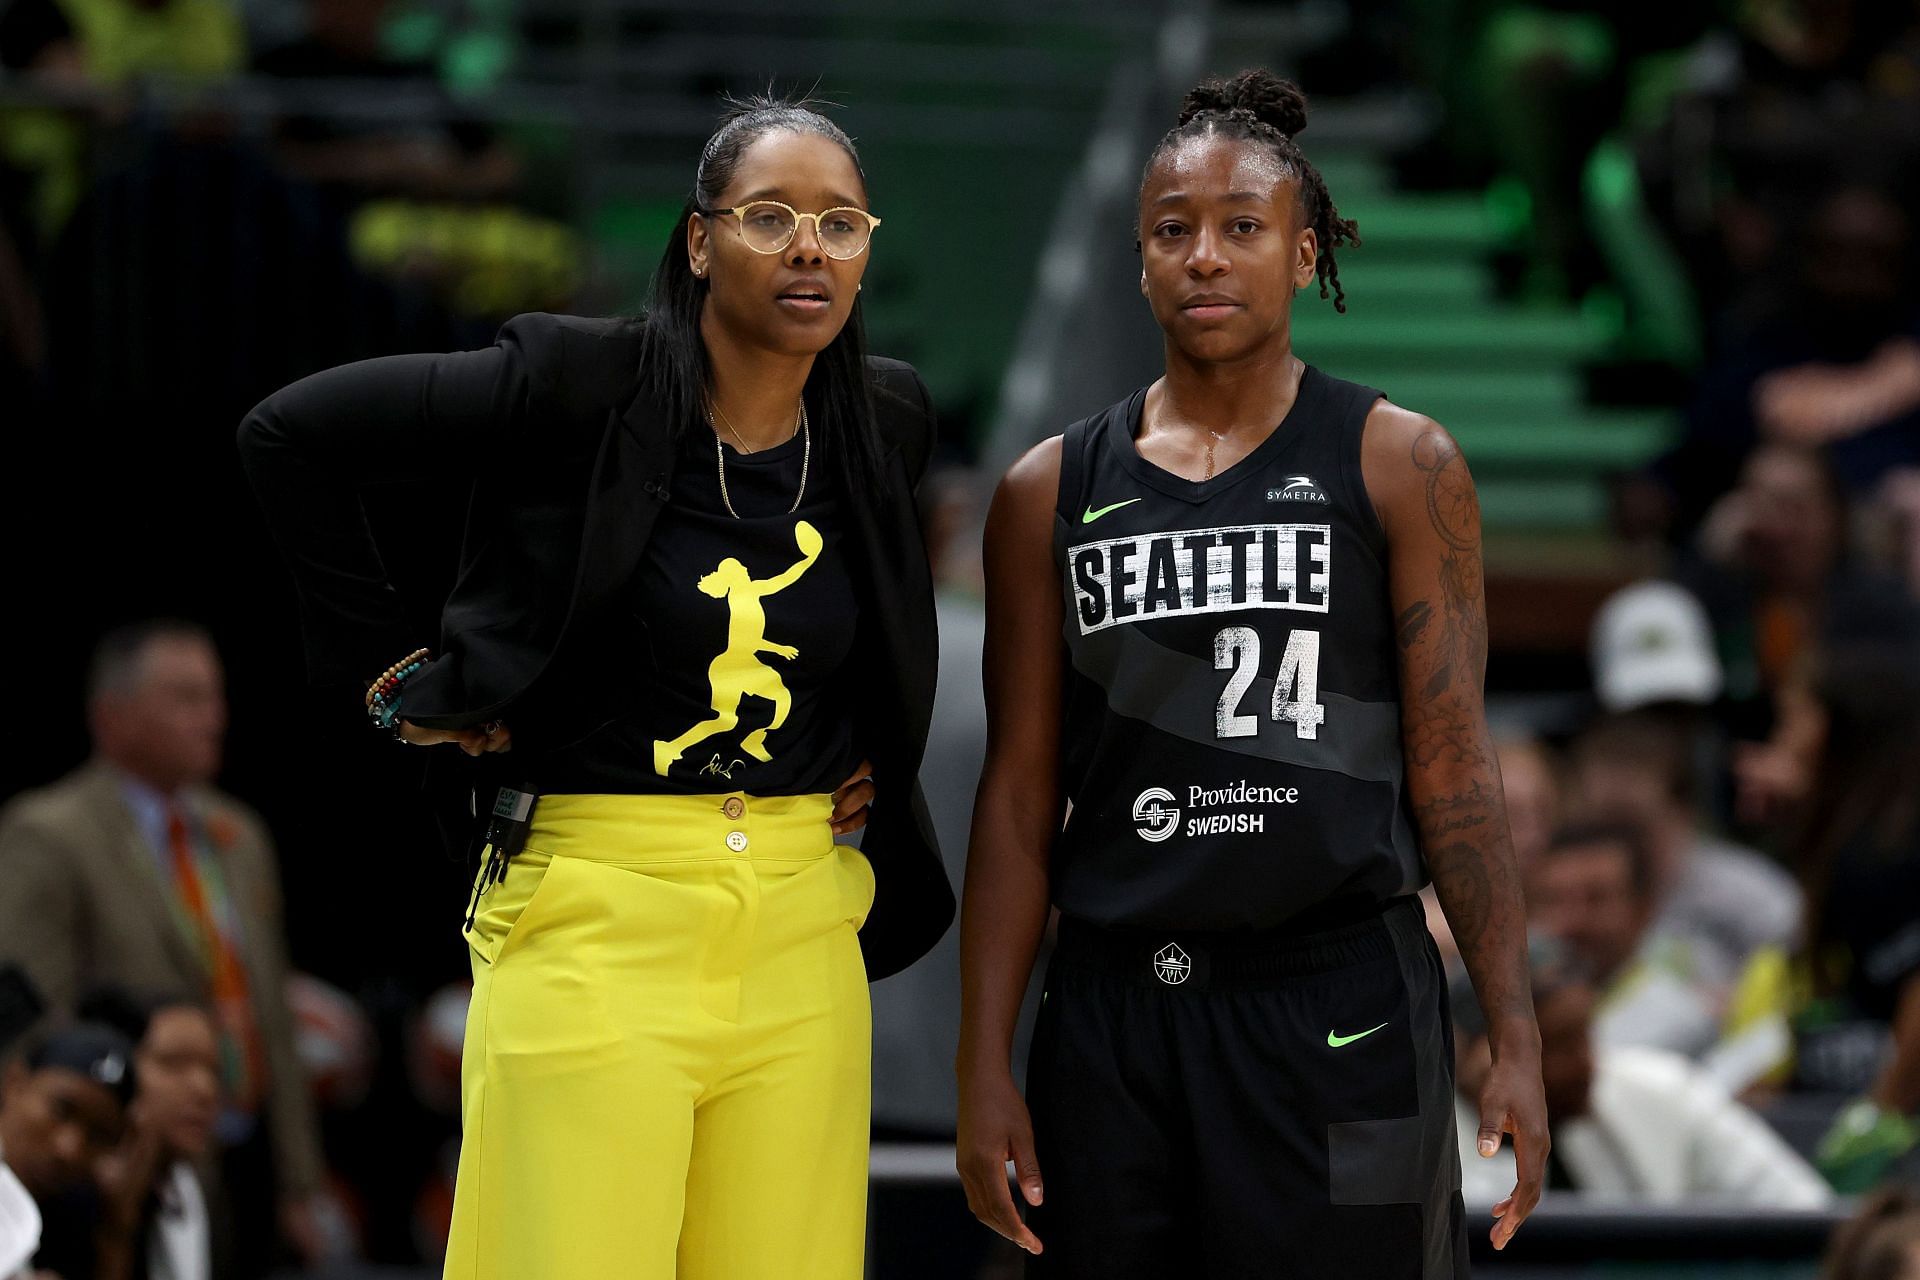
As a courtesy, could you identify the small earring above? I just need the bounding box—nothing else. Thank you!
[857,283,863,293]
[693,265,705,277]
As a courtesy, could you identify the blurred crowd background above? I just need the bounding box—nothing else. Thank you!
[0,0,1917,1277]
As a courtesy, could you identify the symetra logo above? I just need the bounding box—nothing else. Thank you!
[1133,787,1180,842]
[1266,475,1329,504]
[1153,943,1192,986]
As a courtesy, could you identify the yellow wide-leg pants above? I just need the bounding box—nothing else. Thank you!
[443,791,876,1279]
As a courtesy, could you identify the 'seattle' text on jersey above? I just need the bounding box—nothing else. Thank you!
[1066,522,1333,632]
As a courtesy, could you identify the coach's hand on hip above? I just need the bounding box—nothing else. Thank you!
[397,719,514,755]
[829,758,876,836]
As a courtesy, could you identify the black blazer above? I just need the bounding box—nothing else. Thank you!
[237,312,952,981]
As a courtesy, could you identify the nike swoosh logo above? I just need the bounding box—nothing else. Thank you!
[1327,1022,1390,1048]
[1082,498,1143,524]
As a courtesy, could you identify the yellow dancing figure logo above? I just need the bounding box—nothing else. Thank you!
[653,521,823,776]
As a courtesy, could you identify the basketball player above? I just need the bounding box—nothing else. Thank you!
[957,70,1548,1278]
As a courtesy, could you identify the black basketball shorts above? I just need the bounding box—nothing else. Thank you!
[1024,895,1469,1279]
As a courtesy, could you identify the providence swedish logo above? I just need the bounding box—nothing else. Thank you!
[1132,787,1181,843]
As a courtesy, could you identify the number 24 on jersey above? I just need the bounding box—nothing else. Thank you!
[1214,626,1325,740]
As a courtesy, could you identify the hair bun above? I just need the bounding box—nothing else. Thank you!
[1177,69,1308,137]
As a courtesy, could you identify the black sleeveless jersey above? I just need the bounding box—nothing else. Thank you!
[1050,366,1425,930]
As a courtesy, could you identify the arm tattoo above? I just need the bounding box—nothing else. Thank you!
[1396,599,1433,649]
[1400,429,1531,1028]
[1428,840,1493,950]
[1414,431,1478,552]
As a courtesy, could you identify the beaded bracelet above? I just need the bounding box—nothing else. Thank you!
[365,648,432,730]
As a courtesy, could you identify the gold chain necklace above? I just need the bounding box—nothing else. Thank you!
[707,399,809,518]
[709,401,753,453]
[1203,427,1228,481]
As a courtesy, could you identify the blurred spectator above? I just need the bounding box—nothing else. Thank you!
[1568,709,1801,984]
[0,1022,135,1219]
[1793,598,1920,1191]
[1587,577,1749,826]
[1,1021,133,1279]
[121,999,217,1280]
[0,620,328,1271]
[1692,443,1849,686]
[1590,580,1723,713]
[1663,182,1920,535]
[1682,445,1901,826]
[1529,823,1658,993]
[1530,820,1791,1092]
[1825,1189,1920,1280]
[35,991,218,1280]
[1453,937,1829,1206]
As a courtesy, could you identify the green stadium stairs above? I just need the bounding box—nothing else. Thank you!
[1292,149,1675,659]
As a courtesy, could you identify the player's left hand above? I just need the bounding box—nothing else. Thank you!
[1476,1052,1548,1251]
[830,759,876,835]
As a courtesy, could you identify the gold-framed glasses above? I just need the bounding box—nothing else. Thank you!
[700,200,881,259]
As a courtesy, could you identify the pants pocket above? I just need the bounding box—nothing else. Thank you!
[1328,1115,1428,1206]
[841,846,877,930]
[463,849,563,966]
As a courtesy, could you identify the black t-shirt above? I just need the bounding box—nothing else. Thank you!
[534,425,860,796]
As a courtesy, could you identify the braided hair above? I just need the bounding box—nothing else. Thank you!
[1142,70,1360,313]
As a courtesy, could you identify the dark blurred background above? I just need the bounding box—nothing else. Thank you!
[1,0,1917,1275]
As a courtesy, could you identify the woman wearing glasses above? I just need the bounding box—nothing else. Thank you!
[238,96,951,1279]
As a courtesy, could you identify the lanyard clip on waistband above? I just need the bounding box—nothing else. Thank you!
[464,785,538,932]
